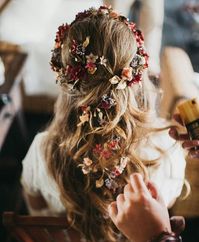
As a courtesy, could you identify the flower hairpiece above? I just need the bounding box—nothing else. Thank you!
[50,5,149,90]
[78,135,129,192]
[77,94,116,127]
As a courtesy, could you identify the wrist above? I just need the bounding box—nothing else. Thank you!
[149,231,182,242]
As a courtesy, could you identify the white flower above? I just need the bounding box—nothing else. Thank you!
[109,75,121,84]
[99,56,107,66]
[116,80,127,90]
[86,53,98,63]
[83,157,93,166]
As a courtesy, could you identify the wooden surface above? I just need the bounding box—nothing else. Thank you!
[0,48,27,149]
[0,50,27,96]
[3,212,82,242]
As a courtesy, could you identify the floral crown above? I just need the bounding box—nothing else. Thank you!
[50,6,149,192]
[50,5,149,90]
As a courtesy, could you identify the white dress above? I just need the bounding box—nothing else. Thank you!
[21,130,186,215]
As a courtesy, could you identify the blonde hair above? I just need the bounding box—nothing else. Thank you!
[44,10,165,242]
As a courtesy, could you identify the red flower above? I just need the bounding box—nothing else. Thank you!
[75,10,92,22]
[93,144,103,154]
[85,62,97,74]
[70,40,78,54]
[134,30,144,46]
[127,74,142,86]
[100,100,111,110]
[101,150,112,159]
[66,65,85,82]
[108,140,118,150]
[112,168,121,177]
[55,24,70,47]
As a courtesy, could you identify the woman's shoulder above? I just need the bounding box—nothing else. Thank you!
[22,131,48,167]
[32,131,48,145]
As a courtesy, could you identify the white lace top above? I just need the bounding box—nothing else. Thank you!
[21,130,186,215]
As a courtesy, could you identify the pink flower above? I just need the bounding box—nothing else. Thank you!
[86,62,97,74]
[93,144,103,154]
[112,168,121,177]
[86,53,98,63]
[108,140,118,150]
[127,74,142,86]
[101,150,112,159]
[121,67,133,80]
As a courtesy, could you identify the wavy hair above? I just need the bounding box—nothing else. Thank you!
[44,10,166,242]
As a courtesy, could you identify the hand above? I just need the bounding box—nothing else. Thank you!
[108,173,171,242]
[169,113,199,158]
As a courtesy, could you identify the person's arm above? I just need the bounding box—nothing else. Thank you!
[21,133,52,215]
[108,173,183,242]
[139,0,164,74]
[22,191,53,216]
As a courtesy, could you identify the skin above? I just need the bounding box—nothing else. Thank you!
[169,113,199,159]
[108,173,171,242]
[25,193,48,210]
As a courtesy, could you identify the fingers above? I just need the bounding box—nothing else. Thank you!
[123,183,134,201]
[147,181,158,199]
[116,194,125,214]
[170,216,185,235]
[173,113,184,126]
[169,127,189,141]
[188,149,199,159]
[130,173,149,194]
[182,140,199,149]
[147,181,165,205]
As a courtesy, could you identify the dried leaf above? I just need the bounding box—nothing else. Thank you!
[96,178,104,188]
[83,36,90,48]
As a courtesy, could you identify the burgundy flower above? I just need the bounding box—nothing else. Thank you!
[55,24,70,47]
[66,65,85,82]
[75,10,92,22]
[127,74,142,86]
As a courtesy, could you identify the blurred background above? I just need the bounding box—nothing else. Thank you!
[0,0,199,241]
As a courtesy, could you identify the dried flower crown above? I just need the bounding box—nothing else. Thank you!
[50,6,149,192]
[50,5,149,90]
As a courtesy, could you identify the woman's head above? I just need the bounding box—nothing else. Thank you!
[51,6,148,95]
[46,6,154,242]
